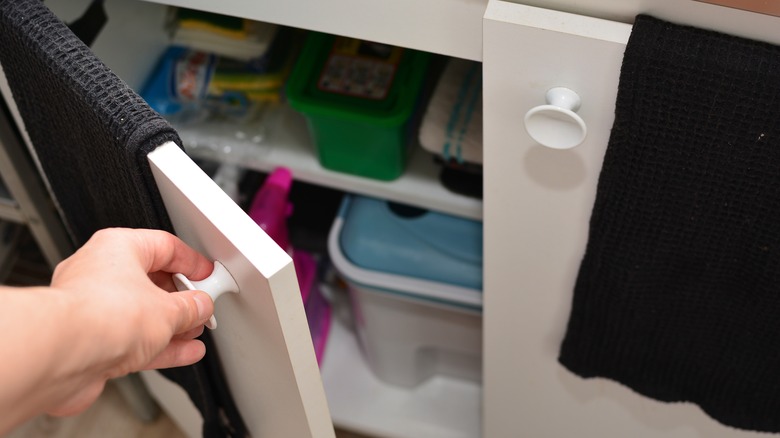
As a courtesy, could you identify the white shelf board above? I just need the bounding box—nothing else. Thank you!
[140,0,486,62]
[179,107,483,221]
[320,311,482,438]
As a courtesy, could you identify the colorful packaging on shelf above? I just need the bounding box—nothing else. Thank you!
[167,7,279,62]
[286,32,431,181]
[140,27,302,123]
[419,58,483,165]
[140,28,302,160]
[418,58,484,198]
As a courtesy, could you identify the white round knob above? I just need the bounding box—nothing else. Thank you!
[524,87,587,150]
[173,261,239,329]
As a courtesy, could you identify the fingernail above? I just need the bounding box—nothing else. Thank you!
[194,292,212,321]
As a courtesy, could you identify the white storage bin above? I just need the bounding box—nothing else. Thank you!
[327,195,482,388]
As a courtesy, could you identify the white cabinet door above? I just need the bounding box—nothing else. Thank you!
[143,142,334,438]
[482,2,771,437]
[481,5,627,435]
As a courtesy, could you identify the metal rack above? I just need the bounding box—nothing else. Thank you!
[0,99,73,274]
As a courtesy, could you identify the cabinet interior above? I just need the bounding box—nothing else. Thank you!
[43,1,486,437]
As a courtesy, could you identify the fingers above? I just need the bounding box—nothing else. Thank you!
[148,271,176,291]
[143,339,206,370]
[90,228,213,281]
[175,324,205,341]
[169,290,213,335]
[126,229,214,280]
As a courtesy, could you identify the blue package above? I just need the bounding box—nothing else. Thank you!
[140,46,217,116]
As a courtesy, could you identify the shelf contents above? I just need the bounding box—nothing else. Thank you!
[420,58,482,165]
[286,33,431,181]
[180,107,483,220]
[328,195,482,387]
[167,7,279,62]
[128,5,482,219]
[419,58,483,198]
[141,14,303,161]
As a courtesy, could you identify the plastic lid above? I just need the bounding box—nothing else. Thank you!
[329,195,482,308]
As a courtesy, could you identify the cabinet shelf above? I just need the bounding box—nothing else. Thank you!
[179,106,483,221]
[321,307,481,438]
[140,0,486,62]
[74,0,483,221]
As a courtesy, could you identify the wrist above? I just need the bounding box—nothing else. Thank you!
[0,285,83,430]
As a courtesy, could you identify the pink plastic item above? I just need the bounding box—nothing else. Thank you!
[248,167,293,251]
[294,250,331,366]
[247,167,331,365]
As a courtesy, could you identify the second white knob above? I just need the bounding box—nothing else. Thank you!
[524,87,587,150]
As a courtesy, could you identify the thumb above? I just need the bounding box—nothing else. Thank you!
[170,290,213,334]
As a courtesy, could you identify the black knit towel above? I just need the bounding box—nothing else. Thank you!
[559,15,780,433]
[0,0,178,243]
[0,1,246,436]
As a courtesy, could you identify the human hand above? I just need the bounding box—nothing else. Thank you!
[44,228,215,416]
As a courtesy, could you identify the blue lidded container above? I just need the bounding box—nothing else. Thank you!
[329,195,483,311]
[328,194,483,387]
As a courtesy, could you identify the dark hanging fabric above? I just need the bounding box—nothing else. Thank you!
[0,1,247,436]
[65,0,108,47]
[559,14,780,433]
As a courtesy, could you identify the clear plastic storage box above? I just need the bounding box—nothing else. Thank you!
[327,195,482,387]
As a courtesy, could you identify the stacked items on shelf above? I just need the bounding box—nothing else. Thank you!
[286,33,432,181]
[141,8,304,160]
[169,7,279,62]
[418,58,483,198]
[328,194,483,387]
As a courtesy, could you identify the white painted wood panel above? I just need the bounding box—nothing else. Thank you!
[147,142,334,438]
[482,2,772,437]
[505,0,780,46]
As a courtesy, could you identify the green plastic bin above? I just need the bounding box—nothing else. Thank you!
[286,32,430,181]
